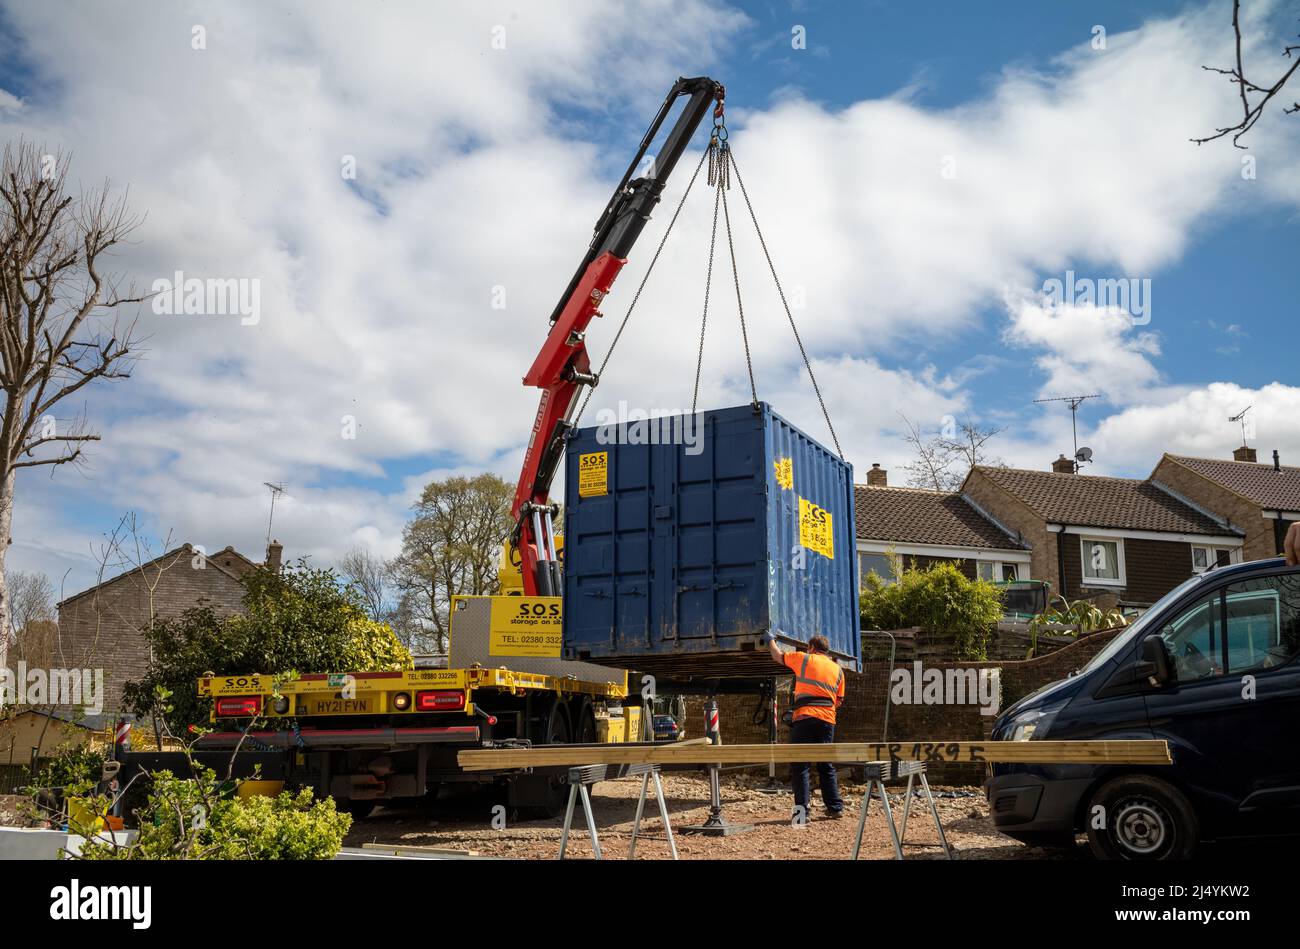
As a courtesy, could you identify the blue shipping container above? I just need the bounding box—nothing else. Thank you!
[562,402,860,677]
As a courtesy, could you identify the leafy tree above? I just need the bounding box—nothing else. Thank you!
[389,473,513,652]
[860,557,1004,660]
[123,560,411,729]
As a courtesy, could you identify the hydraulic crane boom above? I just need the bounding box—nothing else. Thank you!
[511,76,725,597]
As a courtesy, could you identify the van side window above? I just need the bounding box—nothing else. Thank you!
[1158,592,1224,682]
[1219,575,1300,674]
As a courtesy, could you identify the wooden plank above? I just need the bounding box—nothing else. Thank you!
[457,739,1171,771]
[361,842,479,857]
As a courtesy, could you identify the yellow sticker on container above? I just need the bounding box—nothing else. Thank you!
[773,457,793,491]
[488,597,562,657]
[578,451,608,498]
[798,496,834,560]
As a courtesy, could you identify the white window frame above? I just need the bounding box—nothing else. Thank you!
[1190,543,1240,574]
[1079,535,1126,587]
[976,560,1018,582]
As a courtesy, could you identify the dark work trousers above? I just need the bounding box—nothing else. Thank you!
[789,715,844,815]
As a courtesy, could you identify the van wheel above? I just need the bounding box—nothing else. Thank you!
[1085,775,1198,860]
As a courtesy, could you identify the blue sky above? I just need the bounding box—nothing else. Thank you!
[0,0,1296,594]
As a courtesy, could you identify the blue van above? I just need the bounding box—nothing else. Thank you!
[987,556,1300,859]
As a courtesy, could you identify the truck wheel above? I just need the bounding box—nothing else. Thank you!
[546,701,571,745]
[337,799,376,820]
[1085,775,1198,860]
[572,700,596,744]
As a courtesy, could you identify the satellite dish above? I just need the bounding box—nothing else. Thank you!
[1075,446,1094,463]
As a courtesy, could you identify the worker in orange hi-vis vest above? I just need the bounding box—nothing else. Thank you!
[767,633,846,821]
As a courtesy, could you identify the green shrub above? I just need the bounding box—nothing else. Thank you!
[860,556,1004,660]
[123,560,412,729]
[79,767,351,860]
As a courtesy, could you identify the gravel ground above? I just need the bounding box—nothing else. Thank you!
[343,772,1084,860]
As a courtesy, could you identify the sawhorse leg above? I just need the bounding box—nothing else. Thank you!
[851,762,903,861]
[628,764,678,860]
[895,761,953,860]
[557,765,606,860]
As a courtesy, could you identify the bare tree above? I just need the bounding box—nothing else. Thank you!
[0,141,144,665]
[1194,0,1300,147]
[8,568,54,631]
[337,545,392,623]
[899,414,1005,492]
[899,414,954,492]
[939,418,1006,474]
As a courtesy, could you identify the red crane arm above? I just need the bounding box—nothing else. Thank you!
[511,76,724,596]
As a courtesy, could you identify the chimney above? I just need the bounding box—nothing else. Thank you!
[1233,445,1257,463]
[866,463,888,487]
[1275,450,1282,472]
[265,539,283,572]
[1051,454,1076,474]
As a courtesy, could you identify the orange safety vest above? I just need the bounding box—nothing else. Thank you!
[784,650,844,725]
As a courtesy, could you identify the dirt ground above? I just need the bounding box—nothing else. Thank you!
[343,771,1082,860]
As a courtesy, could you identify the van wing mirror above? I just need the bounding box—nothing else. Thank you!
[1135,636,1172,686]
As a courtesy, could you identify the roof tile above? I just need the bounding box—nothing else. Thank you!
[1165,454,1300,512]
[854,485,1024,550]
[971,466,1236,535]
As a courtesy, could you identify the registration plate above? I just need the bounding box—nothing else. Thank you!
[309,696,375,715]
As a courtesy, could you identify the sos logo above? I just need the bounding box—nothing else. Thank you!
[518,602,561,618]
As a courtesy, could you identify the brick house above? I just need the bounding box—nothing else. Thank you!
[854,464,1030,586]
[960,462,1244,609]
[56,542,282,715]
[1150,448,1300,563]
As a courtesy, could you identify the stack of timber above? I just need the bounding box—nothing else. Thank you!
[458,739,1171,771]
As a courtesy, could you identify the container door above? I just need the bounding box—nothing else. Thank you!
[669,407,768,642]
[563,437,655,656]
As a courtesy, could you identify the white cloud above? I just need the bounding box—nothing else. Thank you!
[1002,294,1165,404]
[1093,382,1300,473]
[1,0,1297,591]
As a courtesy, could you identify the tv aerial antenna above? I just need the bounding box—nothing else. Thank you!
[1033,394,1100,472]
[1229,405,1253,447]
[264,482,286,545]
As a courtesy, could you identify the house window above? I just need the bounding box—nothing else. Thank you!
[976,561,996,581]
[1191,544,1237,574]
[859,552,894,587]
[1001,563,1019,581]
[1080,536,1125,586]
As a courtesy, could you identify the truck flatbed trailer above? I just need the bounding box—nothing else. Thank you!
[139,597,639,816]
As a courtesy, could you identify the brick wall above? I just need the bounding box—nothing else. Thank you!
[684,626,1125,783]
[1151,458,1274,561]
[962,471,1059,590]
[57,549,249,715]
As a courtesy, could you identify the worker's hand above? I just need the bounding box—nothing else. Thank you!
[1286,521,1300,566]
